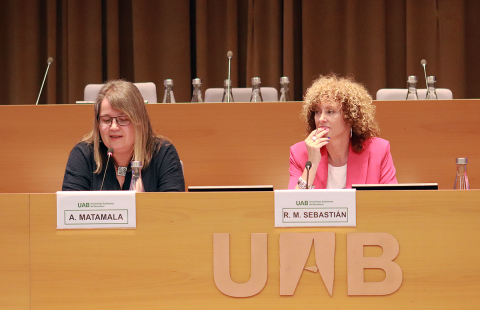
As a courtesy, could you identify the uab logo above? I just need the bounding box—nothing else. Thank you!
[78,203,89,208]
[213,232,402,297]
[296,200,308,205]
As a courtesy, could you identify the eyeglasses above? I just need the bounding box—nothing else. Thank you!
[98,116,131,127]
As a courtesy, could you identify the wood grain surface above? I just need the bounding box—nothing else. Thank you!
[0,100,478,192]
[0,194,30,310]
[24,190,480,309]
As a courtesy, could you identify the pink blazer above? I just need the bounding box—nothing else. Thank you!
[288,137,397,189]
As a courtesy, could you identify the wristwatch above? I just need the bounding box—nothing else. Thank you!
[297,177,315,189]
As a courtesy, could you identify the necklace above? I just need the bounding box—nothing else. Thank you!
[117,166,127,176]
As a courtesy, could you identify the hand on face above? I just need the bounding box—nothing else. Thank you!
[314,99,350,141]
[305,128,330,166]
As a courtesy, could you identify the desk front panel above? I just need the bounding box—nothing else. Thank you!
[0,194,30,310]
[29,191,480,309]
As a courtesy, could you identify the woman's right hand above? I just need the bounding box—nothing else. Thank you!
[305,128,330,166]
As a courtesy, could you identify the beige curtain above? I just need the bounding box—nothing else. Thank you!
[0,0,478,105]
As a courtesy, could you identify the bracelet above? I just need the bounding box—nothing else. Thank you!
[297,177,315,189]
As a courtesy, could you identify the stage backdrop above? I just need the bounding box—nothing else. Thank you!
[0,0,479,105]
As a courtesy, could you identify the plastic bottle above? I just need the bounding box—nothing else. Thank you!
[250,77,263,102]
[162,79,176,103]
[279,77,291,101]
[425,76,438,100]
[406,76,419,100]
[454,158,470,190]
[222,79,234,103]
[129,161,145,192]
[191,78,203,103]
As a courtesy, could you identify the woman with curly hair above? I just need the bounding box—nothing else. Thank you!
[289,74,397,189]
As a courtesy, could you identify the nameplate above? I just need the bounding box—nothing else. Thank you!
[274,189,356,227]
[56,191,136,229]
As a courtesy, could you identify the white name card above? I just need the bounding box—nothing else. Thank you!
[274,189,356,227]
[56,191,136,229]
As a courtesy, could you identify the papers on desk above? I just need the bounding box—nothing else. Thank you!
[56,191,136,229]
[274,189,356,227]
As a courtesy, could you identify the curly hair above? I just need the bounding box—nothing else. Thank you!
[301,74,380,153]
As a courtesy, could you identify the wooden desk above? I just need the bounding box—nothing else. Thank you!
[0,194,30,309]
[23,191,480,309]
[0,100,479,192]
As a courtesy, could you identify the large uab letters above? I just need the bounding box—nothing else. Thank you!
[213,232,402,297]
[347,232,403,295]
[213,233,268,297]
[279,232,335,296]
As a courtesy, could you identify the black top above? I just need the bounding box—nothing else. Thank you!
[62,139,185,192]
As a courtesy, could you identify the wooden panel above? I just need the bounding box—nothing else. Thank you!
[0,105,93,193]
[375,99,480,189]
[0,194,30,310]
[1,100,479,192]
[149,102,305,189]
[29,191,480,309]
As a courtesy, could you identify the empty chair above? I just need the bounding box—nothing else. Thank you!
[83,84,103,102]
[83,82,158,103]
[133,82,157,103]
[204,87,279,102]
[376,88,453,100]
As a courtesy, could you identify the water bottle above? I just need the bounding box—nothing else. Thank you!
[250,77,263,102]
[454,158,470,190]
[222,79,234,102]
[129,161,145,192]
[191,78,203,103]
[425,76,438,100]
[162,79,176,103]
[406,76,418,100]
[279,77,291,101]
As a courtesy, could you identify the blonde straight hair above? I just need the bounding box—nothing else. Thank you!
[82,80,163,173]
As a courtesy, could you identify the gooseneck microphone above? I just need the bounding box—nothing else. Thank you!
[100,148,114,191]
[35,57,54,105]
[420,59,428,89]
[226,51,233,103]
[305,161,312,189]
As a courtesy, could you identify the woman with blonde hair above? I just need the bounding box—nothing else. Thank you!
[289,74,397,189]
[62,80,185,191]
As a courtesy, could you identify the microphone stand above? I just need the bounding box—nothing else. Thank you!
[36,58,53,105]
[421,59,428,89]
[227,51,233,103]
[100,149,114,191]
[305,161,312,189]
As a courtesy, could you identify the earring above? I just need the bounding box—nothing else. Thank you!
[350,128,353,138]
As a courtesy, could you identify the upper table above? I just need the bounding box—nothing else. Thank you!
[0,100,478,192]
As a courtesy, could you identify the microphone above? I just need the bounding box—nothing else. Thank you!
[35,57,54,105]
[305,161,312,189]
[227,51,233,103]
[100,148,114,191]
[420,59,428,89]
